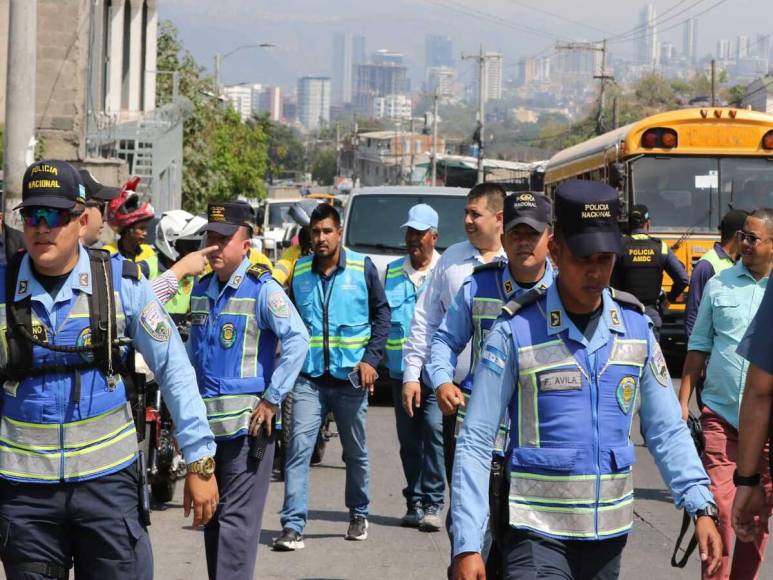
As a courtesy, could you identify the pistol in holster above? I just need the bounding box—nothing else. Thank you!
[489,455,509,543]
[137,450,152,526]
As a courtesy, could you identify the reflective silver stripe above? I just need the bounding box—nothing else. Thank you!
[114,291,126,335]
[205,395,260,438]
[0,304,7,369]
[0,446,61,480]
[608,339,648,367]
[598,499,634,535]
[517,374,540,447]
[600,473,633,503]
[241,316,260,377]
[472,298,502,319]
[64,403,136,449]
[63,426,138,479]
[68,293,91,318]
[518,340,576,374]
[221,298,256,316]
[509,472,597,504]
[190,296,210,313]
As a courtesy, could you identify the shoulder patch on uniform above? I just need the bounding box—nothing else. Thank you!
[268,291,290,318]
[609,287,645,314]
[473,260,506,274]
[649,342,670,388]
[139,301,172,342]
[480,344,506,375]
[247,263,272,280]
[121,260,141,280]
[502,286,547,317]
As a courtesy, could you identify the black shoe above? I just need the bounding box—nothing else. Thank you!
[401,505,424,528]
[273,528,305,551]
[345,516,368,540]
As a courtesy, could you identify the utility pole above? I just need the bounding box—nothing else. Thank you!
[431,89,439,187]
[556,41,613,135]
[335,124,341,179]
[462,47,500,184]
[710,59,716,106]
[3,0,37,218]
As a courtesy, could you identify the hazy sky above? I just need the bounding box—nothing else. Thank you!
[160,0,772,90]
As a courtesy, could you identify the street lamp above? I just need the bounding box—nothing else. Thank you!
[213,42,275,92]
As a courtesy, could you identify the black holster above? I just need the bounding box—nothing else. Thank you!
[489,456,508,543]
[137,450,151,526]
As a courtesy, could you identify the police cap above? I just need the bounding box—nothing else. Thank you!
[503,191,552,233]
[17,160,86,210]
[629,204,650,228]
[203,200,254,237]
[554,180,622,257]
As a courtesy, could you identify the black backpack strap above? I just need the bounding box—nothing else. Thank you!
[473,260,506,274]
[609,287,646,314]
[671,510,698,567]
[5,251,34,377]
[501,285,548,317]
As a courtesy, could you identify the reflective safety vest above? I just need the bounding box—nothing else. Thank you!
[188,263,278,441]
[104,242,159,280]
[698,246,734,277]
[505,294,649,540]
[384,258,424,379]
[618,234,667,306]
[164,275,195,322]
[292,251,370,380]
[0,253,138,483]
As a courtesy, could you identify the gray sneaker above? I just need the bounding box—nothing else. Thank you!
[419,505,442,532]
[273,528,305,551]
[345,516,368,540]
[401,505,424,528]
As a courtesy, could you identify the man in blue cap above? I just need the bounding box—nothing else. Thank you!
[384,204,445,531]
[451,180,722,579]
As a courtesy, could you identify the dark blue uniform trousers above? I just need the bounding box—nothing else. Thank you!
[500,528,627,580]
[0,465,152,580]
[204,435,275,580]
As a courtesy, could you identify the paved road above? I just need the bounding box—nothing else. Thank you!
[4,382,771,579]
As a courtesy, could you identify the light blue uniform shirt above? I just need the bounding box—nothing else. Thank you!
[688,262,768,428]
[187,257,309,406]
[451,285,714,556]
[428,259,555,390]
[15,245,216,463]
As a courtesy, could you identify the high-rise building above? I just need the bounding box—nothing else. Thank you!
[332,32,353,105]
[717,39,731,61]
[636,4,658,66]
[372,49,404,66]
[297,76,331,130]
[517,58,539,86]
[223,84,255,122]
[257,86,282,122]
[682,18,698,63]
[353,61,409,116]
[426,66,457,101]
[737,35,750,60]
[756,34,771,61]
[373,94,412,121]
[353,34,367,66]
[659,42,675,65]
[425,34,454,68]
[480,53,503,102]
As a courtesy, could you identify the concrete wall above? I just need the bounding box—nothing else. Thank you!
[0,0,8,117]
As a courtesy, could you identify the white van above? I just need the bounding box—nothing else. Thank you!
[342,186,469,277]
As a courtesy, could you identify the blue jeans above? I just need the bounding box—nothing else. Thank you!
[390,379,445,509]
[281,375,369,533]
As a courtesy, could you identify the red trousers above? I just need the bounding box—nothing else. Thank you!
[700,406,772,580]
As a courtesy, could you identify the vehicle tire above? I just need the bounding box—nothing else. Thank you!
[151,478,176,504]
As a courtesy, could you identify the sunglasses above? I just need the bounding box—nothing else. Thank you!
[21,207,81,228]
[736,230,773,247]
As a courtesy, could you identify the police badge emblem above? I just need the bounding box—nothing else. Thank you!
[616,376,636,414]
[504,280,514,295]
[220,322,236,348]
[549,310,562,328]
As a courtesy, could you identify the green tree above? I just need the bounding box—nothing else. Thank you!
[156,21,268,213]
[255,116,306,182]
[311,149,337,185]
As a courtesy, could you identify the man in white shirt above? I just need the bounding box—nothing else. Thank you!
[401,183,506,486]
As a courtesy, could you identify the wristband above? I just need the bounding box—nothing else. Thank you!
[733,468,761,487]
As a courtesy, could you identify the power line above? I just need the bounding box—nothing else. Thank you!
[604,0,701,43]
[503,0,612,36]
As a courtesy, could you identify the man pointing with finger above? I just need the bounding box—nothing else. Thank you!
[187,201,309,578]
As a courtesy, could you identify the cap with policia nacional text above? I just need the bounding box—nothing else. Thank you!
[503,191,552,233]
[16,160,87,210]
[554,180,623,257]
[79,169,121,202]
[202,200,254,237]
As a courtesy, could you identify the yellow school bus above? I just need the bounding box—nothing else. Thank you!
[544,107,773,342]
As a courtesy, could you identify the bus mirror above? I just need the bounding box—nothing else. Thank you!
[610,163,626,188]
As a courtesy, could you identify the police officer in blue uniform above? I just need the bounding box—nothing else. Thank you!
[429,191,555,575]
[187,201,309,579]
[451,180,723,580]
[0,160,218,579]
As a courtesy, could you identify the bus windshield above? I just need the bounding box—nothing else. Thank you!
[631,156,773,233]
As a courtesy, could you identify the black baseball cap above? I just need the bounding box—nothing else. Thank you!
[16,160,87,210]
[719,209,749,239]
[79,169,121,202]
[554,180,622,257]
[202,201,254,237]
[629,204,650,228]
[503,191,552,233]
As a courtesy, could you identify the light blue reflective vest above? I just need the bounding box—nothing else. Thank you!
[189,264,278,441]
[0,254,137,484]
[292,251,370,381]
[504,293,649,540]
[384,258,426,380]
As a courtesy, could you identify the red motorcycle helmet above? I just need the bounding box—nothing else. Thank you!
[107,177,155,231]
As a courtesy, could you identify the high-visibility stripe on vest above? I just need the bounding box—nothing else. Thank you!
[384,258,425,380]
[292,251,370,380]
[164,275,194,317]
[505,291,649,540]
[189,263,278,441]
[0,254,137,483]
[698,247,734,276]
